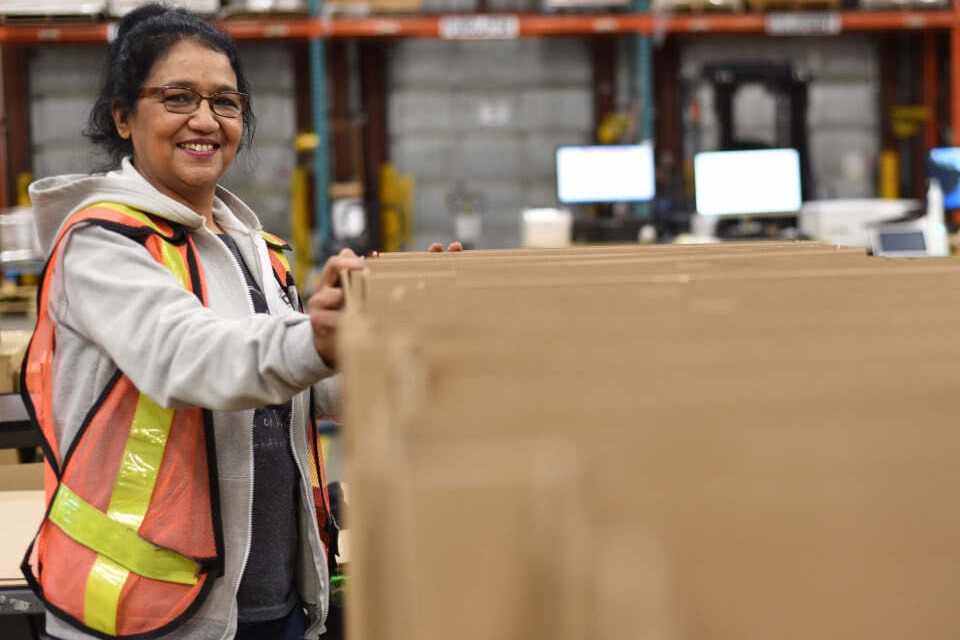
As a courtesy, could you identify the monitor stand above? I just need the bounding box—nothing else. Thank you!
[589,203,615,219]
[716,215,797,240]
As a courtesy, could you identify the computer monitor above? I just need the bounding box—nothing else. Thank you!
[927,147,960,210]
[694,148,803,217]
[555,143,655,205]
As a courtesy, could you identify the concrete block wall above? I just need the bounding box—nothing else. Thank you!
[220,43,297,239]
[28,47,111,181]
[389,37,594,249]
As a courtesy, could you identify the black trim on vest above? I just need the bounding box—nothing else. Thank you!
[19,349,58,480]
[185,239,205,304]
[58,368,124,475]
[20,254,61,477]
[308,386,338,567]
[261,234,292,252]
[201,408,225,578]
[88,218,191,246]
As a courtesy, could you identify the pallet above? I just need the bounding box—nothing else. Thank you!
[0,11,104,24]
[0,282,37,319]
[651,0,745,13]
[747,0,840,11]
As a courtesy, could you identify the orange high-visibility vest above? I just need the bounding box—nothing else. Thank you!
[20,202,332,637]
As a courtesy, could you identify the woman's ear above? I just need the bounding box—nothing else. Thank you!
[113,107,131,140]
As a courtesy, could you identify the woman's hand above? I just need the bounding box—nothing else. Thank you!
[368,241,463,258]
[309,248,365,365]
[428,241,464,252]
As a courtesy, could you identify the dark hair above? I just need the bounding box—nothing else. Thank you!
[85,2,256,168]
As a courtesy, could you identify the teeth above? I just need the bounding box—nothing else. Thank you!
[181,143,215,152]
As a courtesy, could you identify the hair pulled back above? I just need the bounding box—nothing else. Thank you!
[85,2,256,168]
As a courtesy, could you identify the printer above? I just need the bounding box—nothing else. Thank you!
[798,198,922,249]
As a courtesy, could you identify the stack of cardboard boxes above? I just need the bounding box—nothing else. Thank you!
[339,241,960,640]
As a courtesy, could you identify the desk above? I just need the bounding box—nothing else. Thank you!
[0,490,44,615]
[0,398,45,639]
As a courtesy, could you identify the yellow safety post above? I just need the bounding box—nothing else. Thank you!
[380,163,414,253]
[879,150,899,199]
[291,132,321,291]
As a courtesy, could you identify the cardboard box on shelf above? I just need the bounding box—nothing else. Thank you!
[0,330,31,394]
[106,0,221,17]
[328,0,421,14]
[340,241,960,640]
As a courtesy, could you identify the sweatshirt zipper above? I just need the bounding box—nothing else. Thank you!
[216,230,258,636]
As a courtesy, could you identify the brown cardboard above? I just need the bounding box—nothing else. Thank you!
[340,242,960,640]
[0,330,31,393]
[0,462,43,491]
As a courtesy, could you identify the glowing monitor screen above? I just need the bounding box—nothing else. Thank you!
[694,148,802,216]
[928,147,960,210]
[556,143,656,205]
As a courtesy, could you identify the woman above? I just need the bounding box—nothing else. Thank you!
[21,4,366,639]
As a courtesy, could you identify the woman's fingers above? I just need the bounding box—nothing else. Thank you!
[428,241,463,252]
[316,248,364,291]
[309,249,365,363]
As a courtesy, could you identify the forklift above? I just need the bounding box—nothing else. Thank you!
[684,60,815,239]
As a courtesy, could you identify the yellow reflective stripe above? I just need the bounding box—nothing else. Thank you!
[274,248,291,273]
[156,241,190,289]
[85,557,127,636]
[108,394,174,530]
[81,377,189,632]
[48,484,200,585]
[89,202,160,230]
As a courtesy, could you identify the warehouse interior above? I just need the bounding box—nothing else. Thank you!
[2,0,960,639]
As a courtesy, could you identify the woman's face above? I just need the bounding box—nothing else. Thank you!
[112,39,243,212]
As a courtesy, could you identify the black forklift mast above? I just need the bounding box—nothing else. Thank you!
[701,60,815,201]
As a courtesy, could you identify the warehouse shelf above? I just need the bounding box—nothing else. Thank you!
[0,10,959,43]
[326,10,960,37]
[1,7,959,246]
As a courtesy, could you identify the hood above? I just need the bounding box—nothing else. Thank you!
[28,156,258,257]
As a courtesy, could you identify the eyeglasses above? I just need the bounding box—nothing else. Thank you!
[139,85,248,118]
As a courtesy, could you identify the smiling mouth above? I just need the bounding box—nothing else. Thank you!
[179,142,218,153]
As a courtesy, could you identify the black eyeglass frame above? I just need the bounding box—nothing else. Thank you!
[138,85,249,118]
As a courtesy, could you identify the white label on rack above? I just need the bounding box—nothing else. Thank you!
[592,18,619,32]
[264,24,291,38]
[37,28,62,42]
[765,12,841,36]
[903,14,929,29]
[439,15,520,40]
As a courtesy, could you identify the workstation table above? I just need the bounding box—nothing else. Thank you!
[0,392,45,640]
[0,394,39,452]
[0,489,43,614]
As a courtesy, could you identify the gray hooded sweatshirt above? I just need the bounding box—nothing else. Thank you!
[29,157,336,640]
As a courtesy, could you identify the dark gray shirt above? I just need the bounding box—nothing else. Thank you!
[218,233,299,623]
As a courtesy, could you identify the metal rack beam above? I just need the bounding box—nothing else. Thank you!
[0,11,959,44]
